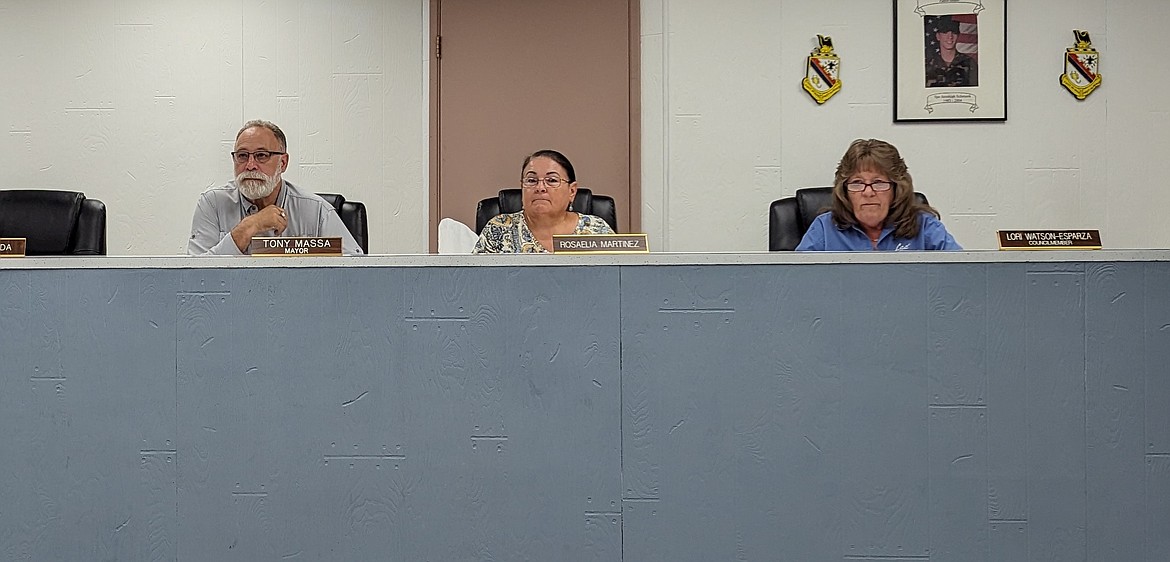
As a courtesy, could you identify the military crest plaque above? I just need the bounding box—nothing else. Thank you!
[802,35,841,104]
[1060,30,1102,100]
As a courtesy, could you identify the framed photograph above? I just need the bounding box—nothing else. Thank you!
[893,0,1007,122]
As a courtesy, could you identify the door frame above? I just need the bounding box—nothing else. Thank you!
[427,0,641,252]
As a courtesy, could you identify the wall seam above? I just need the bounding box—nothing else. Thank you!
[1082,266,1089,556]
[173,281,181,558]
[660,0,670,252]
[618,266,625,560]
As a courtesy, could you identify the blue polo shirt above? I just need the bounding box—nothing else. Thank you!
[796,211,962,251]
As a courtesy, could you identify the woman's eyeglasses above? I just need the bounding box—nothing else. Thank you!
[521,176,568,189]
[845,180,894,193]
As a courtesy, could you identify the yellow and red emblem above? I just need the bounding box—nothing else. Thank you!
[803,35,841,104]
[1060,30,1102,100]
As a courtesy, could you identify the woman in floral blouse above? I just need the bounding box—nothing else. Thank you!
[473,150,614,253]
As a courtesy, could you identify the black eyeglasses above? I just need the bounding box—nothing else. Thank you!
[521,176,568,189]
[845,180,895,193]
[231,150,286,164]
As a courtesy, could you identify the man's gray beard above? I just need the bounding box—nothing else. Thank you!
[237,171,279,200]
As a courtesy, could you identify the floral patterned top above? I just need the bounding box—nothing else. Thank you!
[473,211,615,253]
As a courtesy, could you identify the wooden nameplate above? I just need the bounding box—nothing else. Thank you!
[997,230,1101,250]
[0,238,27,257]
[552,234,649,254]
[250,237,343,256]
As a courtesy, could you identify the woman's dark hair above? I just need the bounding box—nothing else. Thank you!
[829,139,940,240]
[521,149,575,182]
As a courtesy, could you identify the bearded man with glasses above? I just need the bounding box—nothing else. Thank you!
[796,139,961,251]
[186,119,363,255]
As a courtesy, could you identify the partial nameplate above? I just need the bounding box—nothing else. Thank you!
[998,230,1101,250]
[0,238,27,257]
[552,233,650,254]
[250,237,343,256]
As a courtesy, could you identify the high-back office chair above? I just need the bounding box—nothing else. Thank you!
[0,189,107,255]
[475,188,618,234]
[316,193,369,254]
[768,187,929,251]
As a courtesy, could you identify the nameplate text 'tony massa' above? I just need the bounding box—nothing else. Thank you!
[250,237,344,256]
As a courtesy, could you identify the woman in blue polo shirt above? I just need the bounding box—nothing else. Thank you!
[796,139,961,251]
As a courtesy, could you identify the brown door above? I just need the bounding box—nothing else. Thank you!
[429,0,639,249]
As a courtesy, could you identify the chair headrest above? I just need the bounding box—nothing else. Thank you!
[316,193,346,211]
[497,188,596,214]
[795,187,835,231]
[498,189,524,212]
[0,190,86,253]
[794,186,929,230]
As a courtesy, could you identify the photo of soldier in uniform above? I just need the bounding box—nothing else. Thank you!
[924,15,978,87]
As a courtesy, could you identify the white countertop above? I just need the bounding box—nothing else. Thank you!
[2,250,1169,269]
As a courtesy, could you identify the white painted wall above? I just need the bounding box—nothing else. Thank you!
[641,0,1170,251]
[2,1,1166,253]
[0,0,428,255]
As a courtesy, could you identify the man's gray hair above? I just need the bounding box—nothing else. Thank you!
[237,120,287,151]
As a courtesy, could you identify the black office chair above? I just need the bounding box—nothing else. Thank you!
[0,190,107,255]
[768,187,928,251]
[475,188,618,234]
[316,193,369,254]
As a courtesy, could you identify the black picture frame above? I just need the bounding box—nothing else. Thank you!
[893,0,1007,122]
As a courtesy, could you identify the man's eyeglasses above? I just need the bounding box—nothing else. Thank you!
[845,180,895,193]
[231,150,286,164]
[521,176,569,189]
